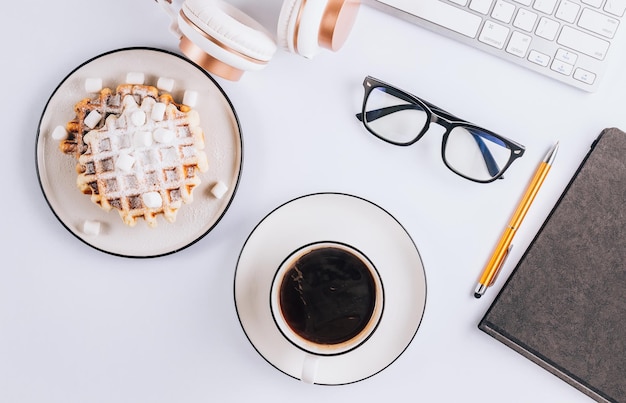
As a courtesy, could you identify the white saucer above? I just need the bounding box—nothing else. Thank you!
[36,48,242,258]
[234,193,427,385]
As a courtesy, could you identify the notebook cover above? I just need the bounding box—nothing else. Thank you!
[478,128,626,403]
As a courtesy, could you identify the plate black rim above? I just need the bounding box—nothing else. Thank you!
[35,46,244,259]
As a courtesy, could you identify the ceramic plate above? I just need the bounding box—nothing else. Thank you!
[36,48,242,258]
[234,193,427,385]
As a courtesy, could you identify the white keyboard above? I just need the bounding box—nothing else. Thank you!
[366,0,625,91]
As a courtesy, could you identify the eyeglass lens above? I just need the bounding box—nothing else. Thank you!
[363,86,427,145]
[363,86,514,182]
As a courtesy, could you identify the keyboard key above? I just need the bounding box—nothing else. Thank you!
[556,0,581,22]
[551,59,575,74]
[557,25,610,58]
[605,0,626,16]
[534,0,559,14]
[514,8,539,30]
[573,68,597,84]
[513,0,532,5]
[470,0,494,14]
[528,49,551,66]
[555,48,578,63]
[578,8,620,37]
[479,21,510,47]
[506,31,532,56]
[492,0,516,22]
[536,17,560,40]
[450,0,470,6]
[581,0,603,7]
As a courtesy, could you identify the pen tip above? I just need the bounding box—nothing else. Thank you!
[474,292,482,299]
[545,142,559,164]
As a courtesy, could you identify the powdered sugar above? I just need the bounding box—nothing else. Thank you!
[73,81,209,227]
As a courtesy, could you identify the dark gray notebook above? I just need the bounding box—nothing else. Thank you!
[479,128,626,403]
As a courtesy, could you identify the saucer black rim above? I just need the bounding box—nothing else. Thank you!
[233,192,428,385]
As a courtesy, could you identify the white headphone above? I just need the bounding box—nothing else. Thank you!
[157,0,361,80]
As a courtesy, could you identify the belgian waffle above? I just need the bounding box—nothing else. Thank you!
[60,83,209,227]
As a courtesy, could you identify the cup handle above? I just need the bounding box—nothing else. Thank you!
[300,354,320,384]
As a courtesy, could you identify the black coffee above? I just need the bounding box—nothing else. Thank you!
[278,246,378,346]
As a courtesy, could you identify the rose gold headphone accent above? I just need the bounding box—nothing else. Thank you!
[179,36,245,81]
[293,0,308,54]
[179,10,270,65]
[319,0,360,51]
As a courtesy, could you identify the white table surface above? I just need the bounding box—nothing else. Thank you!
[2,0,625,402]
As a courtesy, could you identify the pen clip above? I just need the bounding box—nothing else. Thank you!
[488,244,513,286]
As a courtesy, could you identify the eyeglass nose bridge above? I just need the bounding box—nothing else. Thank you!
[430,114,452,127]
[426,113,456,137]
[428,102,460,127]
[412,111,454,144]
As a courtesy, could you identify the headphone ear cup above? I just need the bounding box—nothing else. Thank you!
[276,0,300,53]
[318,0,360,52]
[177,0,277,80]
[277,0,327,58]
[277,0,361,59]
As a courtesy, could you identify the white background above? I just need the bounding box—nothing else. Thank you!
[2,0,625,402]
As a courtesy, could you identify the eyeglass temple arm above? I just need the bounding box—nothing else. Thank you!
[355,105,413,122]
[468,129,502,178]
[356,105,502,178]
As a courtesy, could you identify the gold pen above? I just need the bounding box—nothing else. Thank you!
[474,142,559,299]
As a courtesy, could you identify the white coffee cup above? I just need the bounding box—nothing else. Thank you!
[270,241,384,383]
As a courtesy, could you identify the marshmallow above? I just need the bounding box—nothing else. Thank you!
[157,77,175,92]
[84,110,102,129]
[126,72,145,84]
[210,181,228,199]
[82,220,101,236]
[133,131,153,148]
[140,97,156,111]
[151,103,167,121]
[131,110,147,127]
[85,78,103,93]
[183,90,198,107]
[51,125,68,141]
[153,128,175,144]
[105,114,117,129]
[123,94,138,107]
[142,191,163,208]
[115,153,136,172]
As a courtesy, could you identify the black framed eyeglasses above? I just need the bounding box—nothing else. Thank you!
[356,76,525,183]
